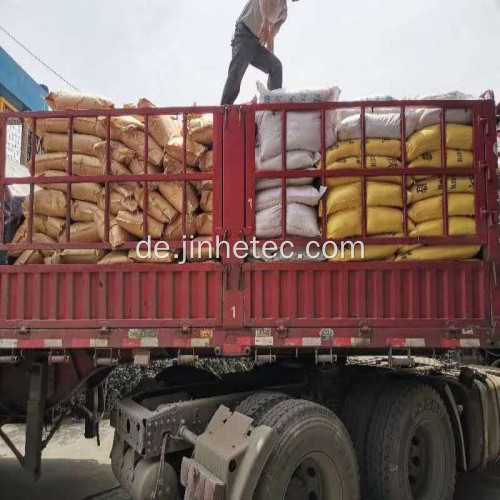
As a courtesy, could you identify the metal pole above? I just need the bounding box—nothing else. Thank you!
[24,363,47,481]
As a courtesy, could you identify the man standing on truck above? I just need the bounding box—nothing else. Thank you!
[221,0,296,105]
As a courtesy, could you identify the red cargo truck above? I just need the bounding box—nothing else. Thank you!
[1,96,500,500]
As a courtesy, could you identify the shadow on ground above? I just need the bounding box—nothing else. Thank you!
[0,458,129,500]
[1,419,499,499]
[455,464,500,500]
[2,457,500,500]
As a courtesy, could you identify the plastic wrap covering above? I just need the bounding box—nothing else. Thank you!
[1,158,31,264]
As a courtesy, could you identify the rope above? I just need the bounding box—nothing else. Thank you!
[0,25,80,91]
[152,432,171,500]
[79,486,121,500]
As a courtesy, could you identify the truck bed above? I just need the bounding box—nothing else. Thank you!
[1,99,499,355]
[0,259,490,351]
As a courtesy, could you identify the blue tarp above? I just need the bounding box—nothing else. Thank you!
[0,46,48,111]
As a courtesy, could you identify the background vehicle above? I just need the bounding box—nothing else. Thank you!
[1,95,500,500]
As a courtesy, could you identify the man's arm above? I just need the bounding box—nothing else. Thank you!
[266,18,286,52]
[272,18,286,35]
[259,0,271,43]
[266,4,287,52]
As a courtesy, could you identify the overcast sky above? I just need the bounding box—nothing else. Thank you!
[1,0,500,107]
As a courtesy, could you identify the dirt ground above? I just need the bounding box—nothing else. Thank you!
[0,420,499,500]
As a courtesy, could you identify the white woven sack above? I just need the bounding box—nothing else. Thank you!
[336,94,397,121]
[255,177,314,192]
[406,91,476,101]
[257,81,341,104]
[336,112,419,141]
[256,149,321,172]
[257,111,336,160]
[256,185,325,212]
[416,108,473,131]
[256,203,320,238]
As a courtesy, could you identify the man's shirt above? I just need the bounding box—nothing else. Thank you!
[237,0,288,38]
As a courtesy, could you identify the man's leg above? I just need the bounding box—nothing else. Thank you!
[251,44,283,91]
[220,34,256,105]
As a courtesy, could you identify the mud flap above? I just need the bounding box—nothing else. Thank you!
[180,406,277,500]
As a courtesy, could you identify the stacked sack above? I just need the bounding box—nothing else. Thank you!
[396,108,479,261]
[255,82,340,240]
[13,91,117,265]
[322,108,418,261]
[11,91,215,265]
[160,110,215,262]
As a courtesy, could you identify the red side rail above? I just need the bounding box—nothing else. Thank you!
[0,106,224,251]
[0,100,499,354]
[0,106,226,342]
[240,98,499,352]
[245,99,489,247]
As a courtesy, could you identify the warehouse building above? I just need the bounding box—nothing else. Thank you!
[0,45,48,164]
[0,46,48,260]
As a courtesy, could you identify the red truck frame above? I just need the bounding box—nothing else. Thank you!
[0,97,499,360]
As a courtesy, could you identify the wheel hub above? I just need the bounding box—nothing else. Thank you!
[284,453,339,500]
[407,422,442,499]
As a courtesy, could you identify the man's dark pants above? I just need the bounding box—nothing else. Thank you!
[221,23,283,105]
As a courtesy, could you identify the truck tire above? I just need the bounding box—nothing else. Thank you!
[340,378,385,499]
[253,399,360,500]
[365,382,456,500]
[235,391,290,421]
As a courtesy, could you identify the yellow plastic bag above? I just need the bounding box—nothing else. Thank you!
[327,156,361,169]
[325,181,406,215]
[367,182,406,208]
[395,245,480,261]
[326,155,402,169]
[325,156,402,187]
[408,193,475,223]
[409,216,476,237]
[329,245,399,262]
[366,155,402,169]
[327,207,412,238]
[408,149,473,169]
[322,139,402,165]
[366,139,402,159]
[406,125,473,162]
[326,176,402,188]
[409,176,474,203]
[322,141,360,164]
